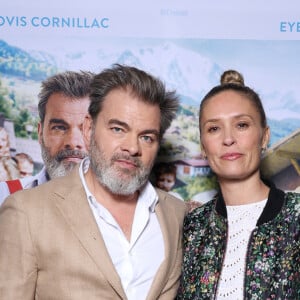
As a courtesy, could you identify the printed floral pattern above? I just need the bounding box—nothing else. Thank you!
[176,191,300,300]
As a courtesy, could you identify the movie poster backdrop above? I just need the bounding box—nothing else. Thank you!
[1,0,300,201]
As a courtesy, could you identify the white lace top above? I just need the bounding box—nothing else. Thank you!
[216,199,267,299]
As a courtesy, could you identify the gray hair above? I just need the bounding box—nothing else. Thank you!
[38,70,95,124]
[88,64,179,138]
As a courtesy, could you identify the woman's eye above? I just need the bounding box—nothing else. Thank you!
[207,126,219,133]
[237,122,249,129]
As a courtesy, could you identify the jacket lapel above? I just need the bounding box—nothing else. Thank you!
[146,189,180,299]
[51,168,127,299]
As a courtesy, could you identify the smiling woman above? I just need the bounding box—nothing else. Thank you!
[176,70,300,300]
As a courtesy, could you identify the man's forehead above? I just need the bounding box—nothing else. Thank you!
[99,91,161,128]
[45,96,89,121]
[46,94,89,112]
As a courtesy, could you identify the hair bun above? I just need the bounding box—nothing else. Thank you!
[220,70,245,86]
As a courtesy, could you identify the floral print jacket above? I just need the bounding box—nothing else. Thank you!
[176,184,300,300]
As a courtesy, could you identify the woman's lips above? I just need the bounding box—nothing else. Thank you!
[221,152,243,161]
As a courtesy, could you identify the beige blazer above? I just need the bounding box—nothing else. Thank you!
[0,167,186,300]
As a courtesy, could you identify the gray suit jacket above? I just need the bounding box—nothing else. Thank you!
[0,167,186,300]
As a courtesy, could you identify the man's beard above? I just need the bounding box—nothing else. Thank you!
[89,133,154,196]
[41,141,87,179]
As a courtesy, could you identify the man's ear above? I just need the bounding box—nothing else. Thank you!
[83,114,93,150]
[37,122,43,145]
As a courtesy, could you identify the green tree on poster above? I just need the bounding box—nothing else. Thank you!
[0,78,13,119]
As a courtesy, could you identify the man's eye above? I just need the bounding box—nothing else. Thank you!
[111,127,123,133]
[51,125,67,131]
[141,135,154,143]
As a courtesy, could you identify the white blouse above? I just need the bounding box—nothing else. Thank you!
[216,199,267,299]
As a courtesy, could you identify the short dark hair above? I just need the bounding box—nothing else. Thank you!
[153,162,177,178]
[38,70,95,124]
[199,83,267,131]
[89,64,179,138]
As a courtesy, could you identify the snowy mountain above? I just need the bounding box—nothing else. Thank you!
[29,40,300,121]
[30,41,223,105]
[2,38,300,123]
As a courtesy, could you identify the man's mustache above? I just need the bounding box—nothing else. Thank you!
[55,149,87,162]
[111,153,142,168]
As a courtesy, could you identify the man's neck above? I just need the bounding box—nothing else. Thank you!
[85,169,139,241]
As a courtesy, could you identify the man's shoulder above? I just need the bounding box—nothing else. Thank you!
[24,167,80,195]
[0,168,48,206]
[5,167,48,190]
[1,167,81,204]
[1,167,83,214]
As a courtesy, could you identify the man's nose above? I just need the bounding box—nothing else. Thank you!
[120,135,141,156]
[63,128,86,150]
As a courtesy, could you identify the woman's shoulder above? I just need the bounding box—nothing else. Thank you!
[184,199,216,224]
[285,191,300,211]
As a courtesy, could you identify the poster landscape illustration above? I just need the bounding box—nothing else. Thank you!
[1,1,300,199]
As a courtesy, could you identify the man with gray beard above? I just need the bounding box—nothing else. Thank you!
[0,70,93,205]
[0,64,187,300]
